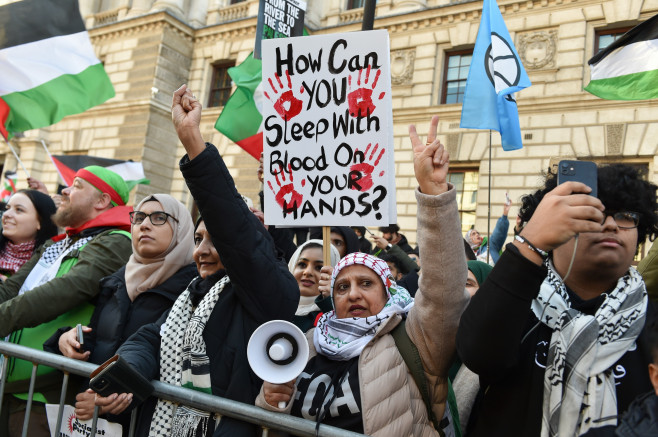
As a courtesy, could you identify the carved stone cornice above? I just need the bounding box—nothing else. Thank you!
[89,11,193,43]
[349,0,580,35]
[195,20,258,44]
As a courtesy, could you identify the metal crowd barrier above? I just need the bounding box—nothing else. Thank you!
[0,341,365,437]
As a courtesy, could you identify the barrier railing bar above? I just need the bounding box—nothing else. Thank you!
[91,405,100,436]
[54,371,69,437]
[0,342,366,437]
[21,363,39,437]
[0,355,7,417]
[129,407,137,437]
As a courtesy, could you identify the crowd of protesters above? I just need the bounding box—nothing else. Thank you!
[0,85,656,437]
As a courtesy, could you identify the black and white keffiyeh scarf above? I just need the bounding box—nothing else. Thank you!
[314,253,414,360]
[531,261,647,437]
[149,275,230,437]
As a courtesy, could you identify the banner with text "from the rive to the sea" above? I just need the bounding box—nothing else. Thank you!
[262,30,395,227]
[254,0,306,59]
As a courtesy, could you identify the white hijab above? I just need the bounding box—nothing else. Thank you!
[287,239,340,316]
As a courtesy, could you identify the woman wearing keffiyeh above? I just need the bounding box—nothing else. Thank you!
[458,164,658,437]
[88,86,299,437]
[257,115,469,437]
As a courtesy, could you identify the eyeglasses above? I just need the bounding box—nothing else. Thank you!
[129,211,178,226]
[602,211,640,229]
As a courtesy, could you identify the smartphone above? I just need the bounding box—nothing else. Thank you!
[89,355,153,403]
[557,160,598,197]
[89,360,120,397]
[76,324,84,346]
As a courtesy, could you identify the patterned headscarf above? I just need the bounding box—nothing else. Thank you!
[330,252,403,300]
[314,253,414,360]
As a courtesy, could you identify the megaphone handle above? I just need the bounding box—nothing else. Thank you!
[278,401,286,409]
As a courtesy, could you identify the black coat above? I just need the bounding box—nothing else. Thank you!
[457,244,656,437]
[86,263,197,365]
[44,264,196,364]
[117,144,299,437]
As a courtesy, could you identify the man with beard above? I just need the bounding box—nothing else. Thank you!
[0,166,133,437]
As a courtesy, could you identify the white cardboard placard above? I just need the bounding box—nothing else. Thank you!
[262,30,395,226]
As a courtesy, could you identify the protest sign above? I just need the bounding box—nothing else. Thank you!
[46,404,122,437]
[262,30,395,226]
[255,0,307,59]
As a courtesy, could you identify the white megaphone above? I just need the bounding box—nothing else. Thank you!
[248,320,309,408]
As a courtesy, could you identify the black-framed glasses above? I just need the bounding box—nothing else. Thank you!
[602,211,640,229]
[129,211,178,226]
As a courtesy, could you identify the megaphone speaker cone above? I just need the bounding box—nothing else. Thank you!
[247,320,310,384]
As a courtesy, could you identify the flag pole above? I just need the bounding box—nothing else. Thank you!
[486,130,492,264]
[362,0,376,30]
[38,138,68,186]
[3,137,30,178]
[322,226,331,266]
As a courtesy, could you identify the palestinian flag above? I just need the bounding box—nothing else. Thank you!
[51,155,149,191]
[214,53,264,160]
[0,0,115,137]
[0,171,17,203]
[585,14,658,100]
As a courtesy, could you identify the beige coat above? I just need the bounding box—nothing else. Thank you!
[257,186,468,436]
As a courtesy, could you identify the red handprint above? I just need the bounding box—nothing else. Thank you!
[267,164,304,212]
[350,143,385,192]
[347,65,385,118]
[264,70,303,121]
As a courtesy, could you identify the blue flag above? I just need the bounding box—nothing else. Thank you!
[460,0,531,151]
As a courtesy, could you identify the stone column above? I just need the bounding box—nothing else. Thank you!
[151,0,185,18]
[188,0,208,27]
[127,0,155,17]
[79,0,99,28]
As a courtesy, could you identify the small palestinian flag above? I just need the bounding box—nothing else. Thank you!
[51,155,149,191]
[0,0,115,138]
[0,171,17,203]
[215,53,264,160]
[585,14,658,100]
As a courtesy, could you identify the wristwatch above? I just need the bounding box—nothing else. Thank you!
[386,243,393,251]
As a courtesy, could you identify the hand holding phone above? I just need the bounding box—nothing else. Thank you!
[89,355,153,405]
[59,326,90,360]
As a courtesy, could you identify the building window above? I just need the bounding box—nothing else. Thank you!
[208,61,235,108]
[442,50,472,104]
[229,0,246,4]
[595,27,631,53]
[347,0,365,9]
[448,169,479,234]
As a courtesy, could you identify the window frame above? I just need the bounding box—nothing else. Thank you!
[207,60,235,108]
[441,49,473,105]
[346,0,365,10]
[594,27,632,54]
[447,167,479,234]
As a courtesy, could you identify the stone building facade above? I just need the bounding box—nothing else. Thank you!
[3,0,658,251]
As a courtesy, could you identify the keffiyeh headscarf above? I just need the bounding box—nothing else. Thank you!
[532,260,647,437]
[313,253,414,361]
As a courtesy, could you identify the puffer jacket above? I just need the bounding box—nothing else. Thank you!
[258,185,469,436]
